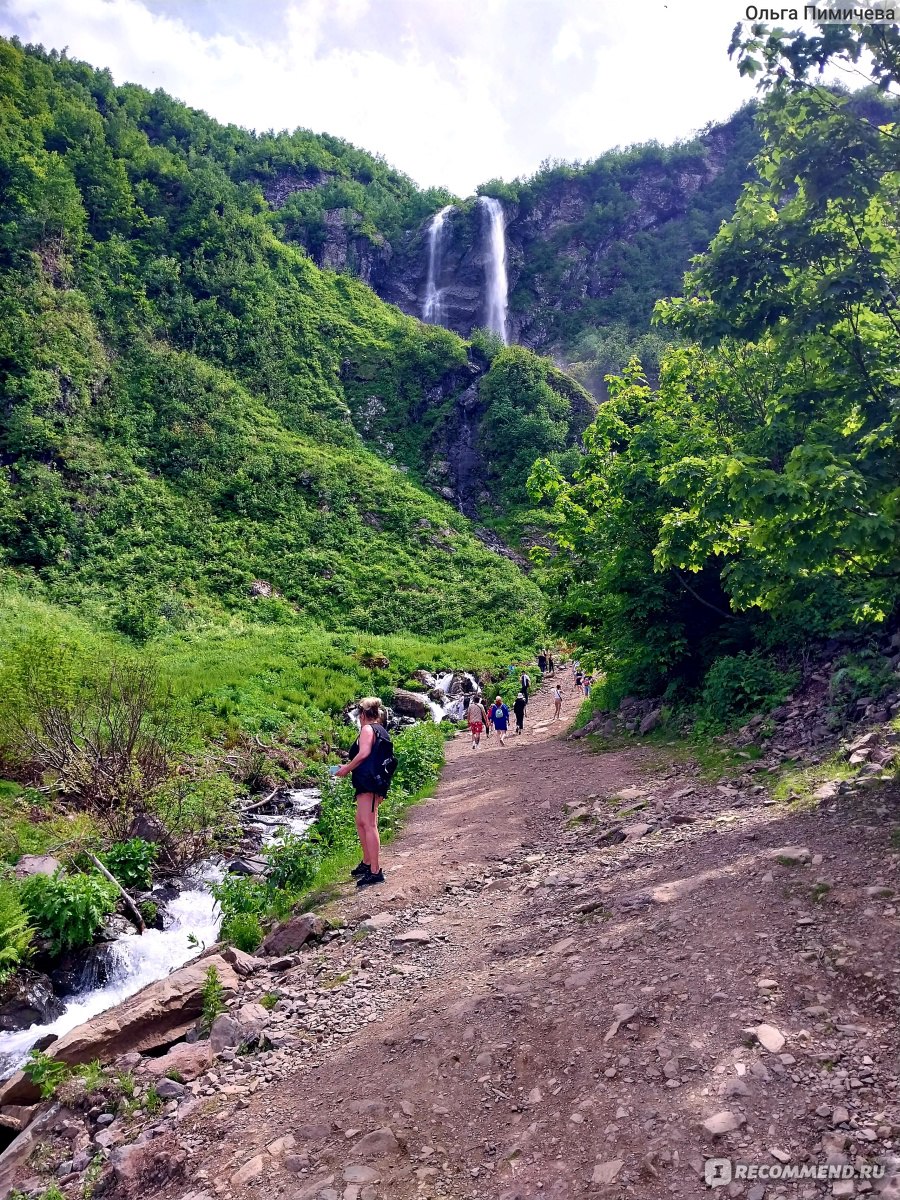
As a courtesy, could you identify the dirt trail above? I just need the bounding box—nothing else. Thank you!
[172,676,899,1200]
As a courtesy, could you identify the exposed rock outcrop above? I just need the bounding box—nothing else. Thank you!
[0,954,239,1105]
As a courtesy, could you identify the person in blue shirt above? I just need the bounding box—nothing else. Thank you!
[489,694,510,746]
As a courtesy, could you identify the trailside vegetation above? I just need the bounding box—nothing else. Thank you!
[530,25,900,725]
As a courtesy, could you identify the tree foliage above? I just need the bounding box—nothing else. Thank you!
[531,73,900,700]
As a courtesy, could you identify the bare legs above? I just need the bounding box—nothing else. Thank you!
[355,793,382,873]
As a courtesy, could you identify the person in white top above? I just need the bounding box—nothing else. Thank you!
[553,684,563,720]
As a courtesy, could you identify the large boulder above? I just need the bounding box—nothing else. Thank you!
[13,855,61,879]
[144,1040,212,1082]
[98,1132,186,1197]
[0,972,65,1032]
[391,688,433,721]
[259,912,326,956]
[0,953,239,1106]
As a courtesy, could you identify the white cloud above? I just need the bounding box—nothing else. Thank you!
[1,0,761,194]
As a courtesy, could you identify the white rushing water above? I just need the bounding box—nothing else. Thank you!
[0,867,222,1078]
[480,196,509,344]
[0,789,322,1079]
[422,204,454,326]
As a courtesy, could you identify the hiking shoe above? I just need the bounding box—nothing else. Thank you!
[350,861,370,878]
[357,868,385,888]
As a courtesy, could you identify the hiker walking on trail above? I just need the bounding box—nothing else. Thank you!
[513,691,527,735]
[547,652,555,676]
[537,650,547,674]
[466,694,487,749]
[519,670,531,705]
[335,696,396,888]
[574,666,584,692]
[583,673,593,698]
[490,694,510,746]
[553,683,563,720]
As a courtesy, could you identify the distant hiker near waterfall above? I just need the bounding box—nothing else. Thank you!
[335,696,397,888]
[466,694,487,749]
[513,692,527,735]
[490,695,510,746]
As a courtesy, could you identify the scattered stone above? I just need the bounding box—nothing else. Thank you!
[267,1134,296,1158]
[154,1077,185,1100]
[755,1024,786,1053]
[769,846,811,865]
[592,1159,624,1185]
[391,930,431,949]
[13,855,61,879]
[145,1040,212,1082]
[604,1002,639,1041]
[231,1155,265,1187]
[343,1165,379,1184]
[702,1111,745,1139]
[105,1134,187,1196]
[639,710,662,735]
[259,912,326,956]
[350,1127,401,1159]
[622,822,653,842]
[222,946,265,977]
[359,912,395,931]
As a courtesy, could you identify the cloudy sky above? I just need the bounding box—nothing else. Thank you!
[0,0,763,195]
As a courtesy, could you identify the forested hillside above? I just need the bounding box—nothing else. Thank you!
[531,24,900,725]
[0,36,592,993]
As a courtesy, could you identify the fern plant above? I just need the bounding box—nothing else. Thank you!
[0,878,33,982]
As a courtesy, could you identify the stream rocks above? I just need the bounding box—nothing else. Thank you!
[390,689,434,721]
[0,954,240,1106]
[0,972,65,1032]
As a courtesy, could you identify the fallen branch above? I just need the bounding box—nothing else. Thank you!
[86,853,145,935]
[238,787,280,815]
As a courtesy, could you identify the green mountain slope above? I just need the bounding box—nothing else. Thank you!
[0,37,550,646]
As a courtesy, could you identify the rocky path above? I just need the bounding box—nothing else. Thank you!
[131,681,898,1199]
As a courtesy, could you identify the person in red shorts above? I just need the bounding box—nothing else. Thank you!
[466,694,487,749]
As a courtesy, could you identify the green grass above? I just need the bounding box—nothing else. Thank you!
[770,756,858,807]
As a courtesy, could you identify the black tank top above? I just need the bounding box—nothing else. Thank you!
[349,723,389,794]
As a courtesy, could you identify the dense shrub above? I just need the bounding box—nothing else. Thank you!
[149,776,239,869]
[20,872,118,954]
[220,911,264,954]
[696,653,796,732]
[102,839,158,891]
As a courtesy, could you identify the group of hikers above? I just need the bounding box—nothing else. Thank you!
[463,687,527,748]
[336,649,581,888]
[464,654,572,748]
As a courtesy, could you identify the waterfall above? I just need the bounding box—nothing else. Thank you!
[479,196,509,344]
[422,204,454,325]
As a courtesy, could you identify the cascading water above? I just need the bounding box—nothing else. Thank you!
[479,196,509,344]
[0,789,322,1080]
[0,868,222,1078]
[422,204,454,326]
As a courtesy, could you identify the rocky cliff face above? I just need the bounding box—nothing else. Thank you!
[377,205,490,337]
[264,112,758,355]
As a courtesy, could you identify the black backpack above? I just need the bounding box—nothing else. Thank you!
[369,725,398,794]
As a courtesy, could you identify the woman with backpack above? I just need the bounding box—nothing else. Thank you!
[335,696,395,888]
